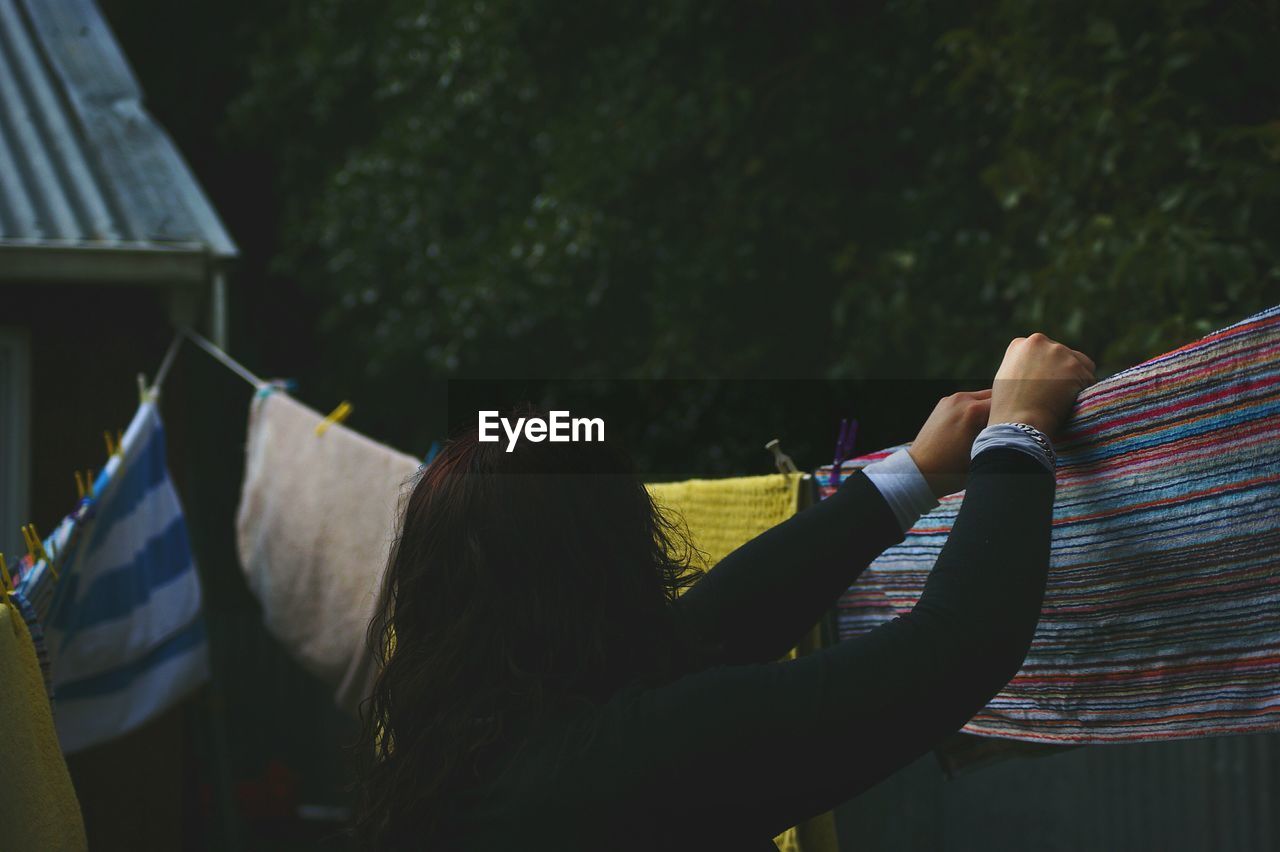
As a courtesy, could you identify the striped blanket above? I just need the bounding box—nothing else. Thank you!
[24,399,209,754]
[818,304,1280,744]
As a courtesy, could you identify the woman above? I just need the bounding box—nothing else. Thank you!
[356,333,1096,850]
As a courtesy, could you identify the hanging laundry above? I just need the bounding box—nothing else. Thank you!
[235,390,420,716]
[39,399,209,754]
[10,488,96,702]
[11,582,54,701]
[647,473,808,570]
[817,303,1280,745]
[13,552,59,626]
[0,600,88,851]
[645,472,835,852]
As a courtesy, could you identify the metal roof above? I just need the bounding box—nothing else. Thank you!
[0,0,236,283]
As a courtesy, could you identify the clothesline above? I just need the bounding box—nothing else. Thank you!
[149,328,269,397]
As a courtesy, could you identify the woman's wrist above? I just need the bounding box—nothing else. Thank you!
[988,409,1055,437]
[862,447,941,533]
[971,422,1057,473]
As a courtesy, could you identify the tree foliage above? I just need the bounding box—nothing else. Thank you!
[229,0,1280,464]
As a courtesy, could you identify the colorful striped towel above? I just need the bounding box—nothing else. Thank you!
[37,399,209,754]
[818,304,1280,744]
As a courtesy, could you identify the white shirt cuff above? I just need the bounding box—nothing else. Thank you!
[970,423,1056,473]
[861,447,940,534]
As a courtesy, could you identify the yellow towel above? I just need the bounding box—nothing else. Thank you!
[648,473,806,571]
[0,602,88,851]
[645,473,836,852]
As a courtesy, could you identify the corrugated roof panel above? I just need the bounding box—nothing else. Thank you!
[0,0,119,242]
[0,0,236,260]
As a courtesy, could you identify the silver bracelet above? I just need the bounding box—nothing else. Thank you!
[985,421,1057,469]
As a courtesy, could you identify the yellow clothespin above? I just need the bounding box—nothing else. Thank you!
[21,524,36,561]
[103,429,123,458]
[1,552,11,606]
[21,523,56,580]
[75,470,88,500]
[315,401,353,436]
[21,523,47,564]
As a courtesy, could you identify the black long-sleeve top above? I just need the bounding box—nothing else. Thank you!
[450,447,1055,850]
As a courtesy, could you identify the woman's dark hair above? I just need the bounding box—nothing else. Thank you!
[354,412,705,849]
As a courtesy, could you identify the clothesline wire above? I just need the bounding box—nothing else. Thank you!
[149,330,185,396]
[180,328,268,389]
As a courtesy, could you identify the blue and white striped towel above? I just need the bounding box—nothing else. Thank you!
[34,399,209,754]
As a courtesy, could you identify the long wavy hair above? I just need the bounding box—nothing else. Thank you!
[354,415,706,849]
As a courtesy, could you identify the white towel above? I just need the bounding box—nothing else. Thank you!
[235,391,420,714]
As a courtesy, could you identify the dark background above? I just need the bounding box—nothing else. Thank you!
[99,0,1279,473]
[80,0,1280,849]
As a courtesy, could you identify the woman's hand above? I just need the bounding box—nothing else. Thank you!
[907,390,993,499]
[989,332,1096,439]
[906,333,1095,499]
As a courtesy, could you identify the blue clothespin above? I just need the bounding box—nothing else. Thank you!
[256,378,298,399]
[421,441,442,469]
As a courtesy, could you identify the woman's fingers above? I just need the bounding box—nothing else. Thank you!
[1068,347,1096,374]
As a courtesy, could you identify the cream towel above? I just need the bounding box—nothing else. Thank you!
[235,391,420,714]
[0,602,88,851]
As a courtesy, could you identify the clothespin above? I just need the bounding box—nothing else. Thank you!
[21,524,37,563]
[765,439,799,474]
[830,417,859,488]
[103,429,123,458]
[138,372,150,404]
[1,552,11,606]
[256,378,297,399]
[21,524,58,581]
[315,401,353,436]
[75,470,88,500]
[21,523,49,565]
[22,524,55,579]
[420,440,442,469]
